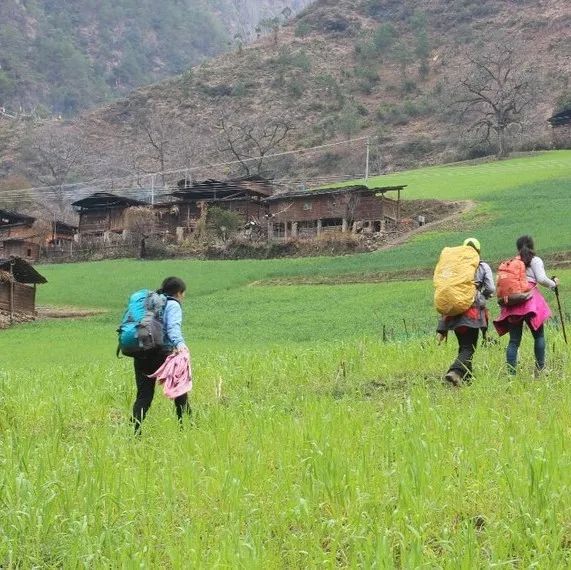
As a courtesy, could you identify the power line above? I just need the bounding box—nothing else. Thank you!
[0,136,372,198]
[0,126,569,204]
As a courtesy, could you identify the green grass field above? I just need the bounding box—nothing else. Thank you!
[1,151,571,567]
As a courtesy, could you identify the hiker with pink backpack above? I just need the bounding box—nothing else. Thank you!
[493,235,560,376]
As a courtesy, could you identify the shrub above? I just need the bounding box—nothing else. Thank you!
[554,92,571,113]
[401,79,417,93]
[338,104,364,138]
[372,24,396,53]
[206,206,243,242]
[231,82,247,97]
[274,47,311,72]
[376,104,409,126]
[400,136,435,159]
[294,20,311,38]
[287,77,305,99]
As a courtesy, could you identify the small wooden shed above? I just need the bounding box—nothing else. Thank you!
[0,256,47,316]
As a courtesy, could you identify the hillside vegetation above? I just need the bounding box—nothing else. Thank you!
[63,0,571,183]
[1,0,570,202]
[0,0,312,115]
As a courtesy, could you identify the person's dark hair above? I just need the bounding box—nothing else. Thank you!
[516,235,535,267]
[158,276,186,297]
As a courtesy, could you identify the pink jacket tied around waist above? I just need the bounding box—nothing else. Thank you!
[493,286,551,336]
[148,348,192,399]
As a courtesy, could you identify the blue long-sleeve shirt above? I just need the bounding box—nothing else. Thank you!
[163,299,186,350]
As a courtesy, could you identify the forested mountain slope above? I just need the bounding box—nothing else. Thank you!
[0,0,569,195]
[0,0,312,115]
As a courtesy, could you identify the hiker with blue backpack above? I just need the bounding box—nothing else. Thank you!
[493,235,559,376]
[118,276,190,434]
[434,238,495,386]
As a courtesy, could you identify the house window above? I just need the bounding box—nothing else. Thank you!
[303,202,312,211]
[272,222,286,238]
[27,248,32,257]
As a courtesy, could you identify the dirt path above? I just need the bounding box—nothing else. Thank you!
[378,200,476,251]
[36,306,107,319]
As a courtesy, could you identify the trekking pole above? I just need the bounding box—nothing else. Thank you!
[552,276,568,345]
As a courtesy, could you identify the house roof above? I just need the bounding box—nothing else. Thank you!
[71,192,149,210]
[55,221,78,232]
[0,257,47,284]
[0,209,36,226]
[172,177,273,200]
[0,238,38,244]
[263,184,406,202]
[548,109,571,127]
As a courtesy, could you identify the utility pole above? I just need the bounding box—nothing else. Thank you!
[150,174,155,206]
[365,137,370,182]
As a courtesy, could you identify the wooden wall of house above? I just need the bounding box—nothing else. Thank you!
[219,199,268,222]
[0,241,40,261]
[0,224,35,240]
[0,282,36,313]
[157,199,269,235]
[269,193,398,224]
[78,208,127,234]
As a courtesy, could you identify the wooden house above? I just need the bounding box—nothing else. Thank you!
[48,221,78,252]
[0,209,40,261]
[72,193,149,241]
[165,177,273,240]
[0,256,47,316]
[263,184,406,239]
[0,209,78,259]
[548,109,571,148]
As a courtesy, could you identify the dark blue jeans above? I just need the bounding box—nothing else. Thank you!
[506,320,545,374]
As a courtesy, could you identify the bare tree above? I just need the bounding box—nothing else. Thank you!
[124,108,217,189]
[124,206,156,258]
[30,218,53,250]
[129,111,174,186]
[21,126,87,221]
[281,7,293,22]
[456,44,535,158]
[216,115,294,176]
[328,191,361,230]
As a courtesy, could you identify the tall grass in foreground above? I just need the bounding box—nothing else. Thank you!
[1,333,570,567]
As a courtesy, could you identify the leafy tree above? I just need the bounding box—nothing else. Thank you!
[206,206,243,243]
[373,24,396,53]
[338,104,363,139]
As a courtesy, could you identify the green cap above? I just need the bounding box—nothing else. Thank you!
[463,237,481,253]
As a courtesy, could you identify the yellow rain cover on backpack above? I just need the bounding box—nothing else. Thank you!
[433,245,480,316]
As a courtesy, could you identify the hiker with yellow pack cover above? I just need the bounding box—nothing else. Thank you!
[434,238,495,386]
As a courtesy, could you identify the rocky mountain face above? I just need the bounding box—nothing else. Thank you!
[0,0,313,115]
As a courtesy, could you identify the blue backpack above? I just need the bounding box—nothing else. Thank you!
[117,289,167,357]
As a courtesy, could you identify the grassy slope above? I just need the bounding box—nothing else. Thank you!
[3,151,570,366]
[1,151,571,566]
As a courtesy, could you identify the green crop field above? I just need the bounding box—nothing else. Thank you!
[1,151,571,567]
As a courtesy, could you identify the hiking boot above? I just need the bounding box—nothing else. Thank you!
[444,370,462,387]
[534,367,547,379]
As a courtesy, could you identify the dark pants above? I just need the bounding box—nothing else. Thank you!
[506,320,545,374]
[132,351,190,434]
[449,327,479,379]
